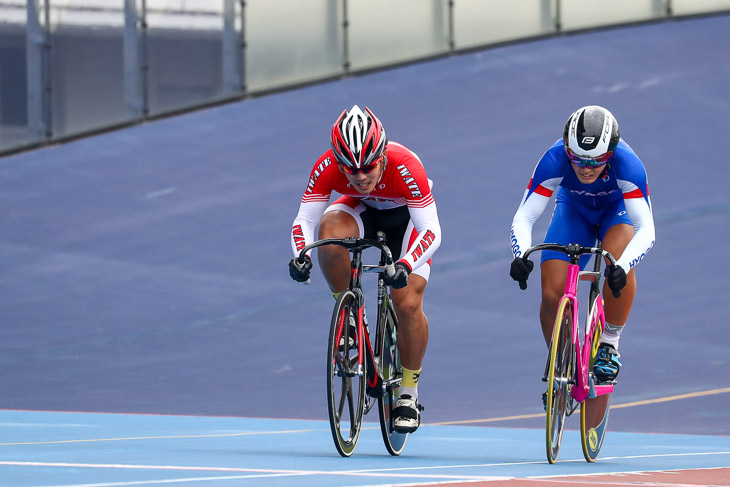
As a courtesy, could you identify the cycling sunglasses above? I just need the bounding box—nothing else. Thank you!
[339,156,384,175]
[566,148,613,168]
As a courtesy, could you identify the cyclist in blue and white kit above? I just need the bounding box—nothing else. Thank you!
[509,105,655,389]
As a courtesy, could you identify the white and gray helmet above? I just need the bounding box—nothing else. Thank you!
[563,105,620,165]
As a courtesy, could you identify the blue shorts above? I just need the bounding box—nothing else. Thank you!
[541,197,632,269]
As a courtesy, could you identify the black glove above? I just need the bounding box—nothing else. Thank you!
[510,257,534,290]
[384,261,410,289]
[289,255,312,282]
[604,265,626,298]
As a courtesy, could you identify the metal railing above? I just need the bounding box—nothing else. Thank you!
[1,0,729,156]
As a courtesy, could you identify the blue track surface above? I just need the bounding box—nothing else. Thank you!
[1,410,729,486]
[1,14,730,486]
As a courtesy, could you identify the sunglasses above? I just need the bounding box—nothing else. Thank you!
[339,156,384,175]
[566,148,613,168]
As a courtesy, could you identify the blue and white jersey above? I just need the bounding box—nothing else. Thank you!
[510,138,655,273]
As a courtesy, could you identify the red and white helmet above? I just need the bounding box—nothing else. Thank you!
[330,105,387,169]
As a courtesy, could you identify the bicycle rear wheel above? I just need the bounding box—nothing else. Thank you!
[377,304,408,456]
[581,302,611,462]
[327,290,366,457]
[545,299,574,464]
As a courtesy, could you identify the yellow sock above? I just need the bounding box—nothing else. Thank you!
[332,291,340,300]
[401,366,421,389]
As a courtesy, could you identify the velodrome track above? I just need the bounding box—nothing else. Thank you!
[1,13,729,487]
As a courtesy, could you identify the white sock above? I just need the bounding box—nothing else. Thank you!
[399,386,417,401]
[601,322,624,349]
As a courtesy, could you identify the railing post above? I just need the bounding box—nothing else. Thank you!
[342,0,350,72]
[447,0,454,51]
[26,0,51,140]
[124,0,149,119]
[223,0,245,95]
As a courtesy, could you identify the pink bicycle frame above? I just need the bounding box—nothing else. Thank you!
[562,263,615,404]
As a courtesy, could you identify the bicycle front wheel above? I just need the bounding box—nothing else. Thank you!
[327,290,366,457]
[581,302,611,462]
[545,299,574,464]
[377,304,408,456]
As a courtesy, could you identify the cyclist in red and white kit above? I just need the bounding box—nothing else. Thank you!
[289,105,441,433]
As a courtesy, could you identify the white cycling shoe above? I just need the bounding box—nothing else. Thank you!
[393,395,424,433]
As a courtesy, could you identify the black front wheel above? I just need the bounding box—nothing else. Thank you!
[326,290,366,457]
[377,303,408,456]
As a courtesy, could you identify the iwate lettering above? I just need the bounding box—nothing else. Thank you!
[410,230,436,262]
[306,158,332,193]
[292,224,306,251]
[396,164,423,198]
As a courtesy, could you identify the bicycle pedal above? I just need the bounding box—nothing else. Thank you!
[366,376,384,398]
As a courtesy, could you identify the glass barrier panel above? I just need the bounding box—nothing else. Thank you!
[0,7,30,151]
[672,0,730,15]
[560,0,660,31]
[245,0,342,92]
[46,1,127,139]
[144,0,225,116]
[454,0,553,50]
[348,0,449,71]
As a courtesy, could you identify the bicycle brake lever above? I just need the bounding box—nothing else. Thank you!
[385,263,395,277]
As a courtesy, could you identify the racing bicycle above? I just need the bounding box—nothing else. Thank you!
[516,243,621,464]
[296,234,407,457]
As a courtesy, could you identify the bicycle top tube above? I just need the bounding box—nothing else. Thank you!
[297,237,396,276]
[522,243,617,267]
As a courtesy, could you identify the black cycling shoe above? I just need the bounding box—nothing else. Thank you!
[593,343,621,383]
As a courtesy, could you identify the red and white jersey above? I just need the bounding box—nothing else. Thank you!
[291,142,441,273]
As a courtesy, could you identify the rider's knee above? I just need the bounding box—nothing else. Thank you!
[602,223,633,258]
[541,285,563,309]
[318,211,357,239]
[392,291,423,318]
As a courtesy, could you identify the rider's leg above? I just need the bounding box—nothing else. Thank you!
[317,210,360,293]
[539,259,569,347]
[601,223,636,341]
[390,275,428,432]
[391,275,429,375]
[593,223,635,381]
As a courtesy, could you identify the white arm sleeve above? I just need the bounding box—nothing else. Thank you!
[400,201,441,271]
[290,200,329,257]
[510,189,551,258]
[616,196,655,273]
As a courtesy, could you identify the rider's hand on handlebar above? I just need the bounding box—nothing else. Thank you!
[510,257,534,290]
[289,255,312,282]
[384,261,410,289]
[604,265,626,298]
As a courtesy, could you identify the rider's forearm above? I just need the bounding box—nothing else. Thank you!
[510,190,549,258]
[291,200,328,257]
[616,197,655,273]
[401,203,441,271]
